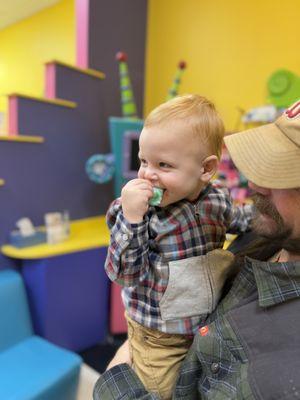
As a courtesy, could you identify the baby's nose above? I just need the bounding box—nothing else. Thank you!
[144,167,158,181]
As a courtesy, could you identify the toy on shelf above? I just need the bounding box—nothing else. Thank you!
[9,211,71,248]
[44,211,70,244]
[86,52,188,197]
[241,104,280,125]
[240,68,300,129]
[9,218,46,248]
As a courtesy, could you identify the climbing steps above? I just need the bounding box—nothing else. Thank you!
[45,60,105,100]
[0,59,108,268]
[8,92,76,136]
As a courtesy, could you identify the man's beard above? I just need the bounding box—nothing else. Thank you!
[251,193,300,254]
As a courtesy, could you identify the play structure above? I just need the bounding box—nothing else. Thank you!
[0,58,114,353]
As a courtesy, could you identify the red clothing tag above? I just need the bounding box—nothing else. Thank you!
[199,326,209,336]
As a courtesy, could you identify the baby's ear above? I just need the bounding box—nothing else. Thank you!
[200,155,218,183]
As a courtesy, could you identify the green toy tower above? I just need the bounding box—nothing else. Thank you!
[166,61,187,100]
[116,51,138,118]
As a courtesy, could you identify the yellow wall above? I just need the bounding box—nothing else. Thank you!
[145,0,300,130]
[1,0,299,132]
[0,0,75,125]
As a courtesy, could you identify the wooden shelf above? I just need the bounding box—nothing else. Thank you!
[46,60,106,80]
[0,135,44,144]
[9,93,77,108]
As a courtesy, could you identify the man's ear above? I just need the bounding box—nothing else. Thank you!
[200,155,218,183]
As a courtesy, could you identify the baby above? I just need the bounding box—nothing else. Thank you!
[105,94,252,399]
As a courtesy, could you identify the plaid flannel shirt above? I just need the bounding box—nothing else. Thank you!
[94,256,300,400]
[105,180,252,334]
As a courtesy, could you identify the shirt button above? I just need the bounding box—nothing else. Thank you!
[210,362,220,374]
[122,233,129,241]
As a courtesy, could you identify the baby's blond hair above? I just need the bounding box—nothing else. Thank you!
[144,94,225,159]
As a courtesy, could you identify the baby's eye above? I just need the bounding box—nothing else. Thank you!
[159,162,172,168]
[139,159,147,166]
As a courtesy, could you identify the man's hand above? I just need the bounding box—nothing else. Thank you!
[121,179,153,223]
[106,340,132,370]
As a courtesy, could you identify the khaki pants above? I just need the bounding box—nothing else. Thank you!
[126,315,193,400]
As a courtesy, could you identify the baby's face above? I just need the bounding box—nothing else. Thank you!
[138,119,208,207]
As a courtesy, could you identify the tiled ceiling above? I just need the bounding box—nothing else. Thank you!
[0,0,61,30]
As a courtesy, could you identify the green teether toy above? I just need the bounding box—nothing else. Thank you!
[149,187,164,206]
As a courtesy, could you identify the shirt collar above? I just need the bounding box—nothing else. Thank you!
[245,256,300,307]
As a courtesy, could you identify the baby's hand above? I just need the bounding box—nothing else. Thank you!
[121,179,153,223]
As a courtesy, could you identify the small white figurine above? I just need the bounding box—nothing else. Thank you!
[16,218,35,237]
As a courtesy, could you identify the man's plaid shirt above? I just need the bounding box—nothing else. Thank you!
[105,181,252,334]
[94,256,300,399]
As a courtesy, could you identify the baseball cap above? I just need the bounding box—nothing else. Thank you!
[224,100,300,189]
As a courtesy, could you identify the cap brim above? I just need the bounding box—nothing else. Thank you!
[224,123,300,189]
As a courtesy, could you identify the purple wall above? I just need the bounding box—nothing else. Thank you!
[87,0,147,119]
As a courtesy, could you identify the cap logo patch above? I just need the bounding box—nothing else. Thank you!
[285,101,300,119]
